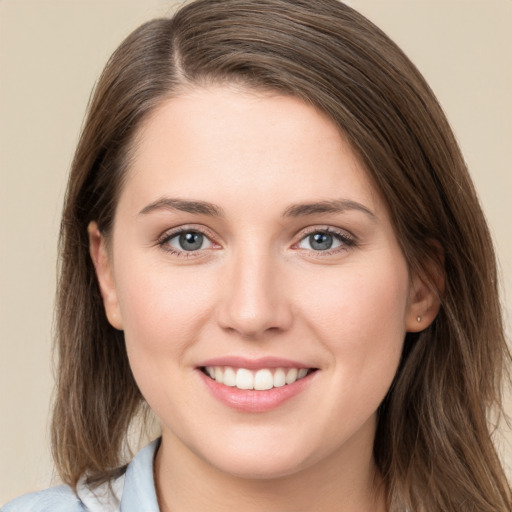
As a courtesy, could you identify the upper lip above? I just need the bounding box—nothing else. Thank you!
[197,356,315,370]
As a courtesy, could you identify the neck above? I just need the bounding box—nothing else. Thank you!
[154,427,387,512]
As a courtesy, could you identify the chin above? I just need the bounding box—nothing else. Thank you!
[199,439,319,481]
[214,457,309,481]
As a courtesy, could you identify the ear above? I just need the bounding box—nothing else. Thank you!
[405,270,442,333]
[88,221,123,330]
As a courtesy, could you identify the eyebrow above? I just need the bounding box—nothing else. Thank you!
[283,199,376,220]
[139,198,225,217]
[138,197,375,220]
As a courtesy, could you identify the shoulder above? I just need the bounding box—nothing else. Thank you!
[1,485,84,512]
[1,477,125,512]
[2,438,160,512]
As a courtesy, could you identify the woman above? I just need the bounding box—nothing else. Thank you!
[3,0,510,510]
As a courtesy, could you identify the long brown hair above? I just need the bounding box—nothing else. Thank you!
[52,0,511,509]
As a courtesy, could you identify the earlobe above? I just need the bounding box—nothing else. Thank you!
[87,221,123,330]
[405,272,441,333]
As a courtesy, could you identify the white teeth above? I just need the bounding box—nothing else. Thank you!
[236,368,254,389]
[297,368,308,379]
[204,365,312,390]
[285,368,298,384]
[254,369,273,391]
[273,368,286,388]
[223,367,236,387]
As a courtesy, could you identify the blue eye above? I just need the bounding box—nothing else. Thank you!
[297,230,350,251]
[165,230,213,252]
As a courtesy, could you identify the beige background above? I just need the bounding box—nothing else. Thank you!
[1,0,511,505]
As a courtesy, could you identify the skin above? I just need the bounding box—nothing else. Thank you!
[89,86,438,512]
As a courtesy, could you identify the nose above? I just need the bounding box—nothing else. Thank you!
[216,248,293,339]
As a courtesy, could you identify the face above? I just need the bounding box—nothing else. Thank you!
[90,86,433,480]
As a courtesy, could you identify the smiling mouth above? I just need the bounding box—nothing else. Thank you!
[201,366,316,391]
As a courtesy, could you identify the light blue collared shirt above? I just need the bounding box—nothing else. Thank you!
[1,438,161,512]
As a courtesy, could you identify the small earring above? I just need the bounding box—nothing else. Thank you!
[417,316,422,323]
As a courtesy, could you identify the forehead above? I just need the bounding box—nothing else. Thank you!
[120,85,383,217]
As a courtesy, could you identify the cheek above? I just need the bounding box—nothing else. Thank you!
[114,258,217,365]
[302,258,409,388]
[114,262,221,418]
[303,258,409,333]
[296,262,408,444]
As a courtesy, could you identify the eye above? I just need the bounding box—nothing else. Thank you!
[296,229,353,252]
[163,230,213,252]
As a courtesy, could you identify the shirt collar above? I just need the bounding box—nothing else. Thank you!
[120,437,161,512]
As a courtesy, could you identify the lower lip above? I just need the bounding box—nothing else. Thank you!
[198,370,315,413]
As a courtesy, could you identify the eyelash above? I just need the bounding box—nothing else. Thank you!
[156,225,356,258]
[157,226,218,258]
[293,227,356,256]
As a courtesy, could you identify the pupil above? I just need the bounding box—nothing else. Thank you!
[179,232,203,251]
[310,232,333,251]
